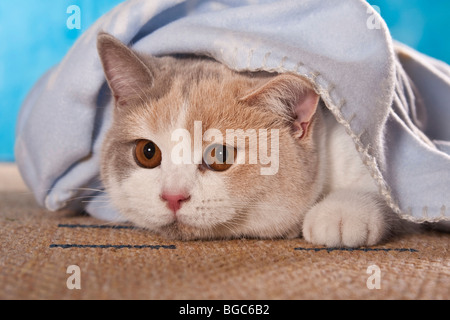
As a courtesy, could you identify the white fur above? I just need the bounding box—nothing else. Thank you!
[302,111,388,247]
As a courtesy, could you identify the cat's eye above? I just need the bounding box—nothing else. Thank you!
[134,140,162,169]
[203,144,237,172]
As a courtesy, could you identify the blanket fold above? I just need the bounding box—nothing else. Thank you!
[15,0,450,223]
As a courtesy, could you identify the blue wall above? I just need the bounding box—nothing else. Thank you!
[0,0,449,161]
[0,0,124,161]
[368,0,450,64]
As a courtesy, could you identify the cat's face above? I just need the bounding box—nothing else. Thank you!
[97,33,324,240]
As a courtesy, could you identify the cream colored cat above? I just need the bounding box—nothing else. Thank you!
[97,33,414,247]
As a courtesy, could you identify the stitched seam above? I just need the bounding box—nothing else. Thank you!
[422,206,428,219]
[262,52,271,69]
[294,61,304,73]
[247,49,254,69]
[232,47,238,69]
[278,56,288,70]
[356,129,367,141]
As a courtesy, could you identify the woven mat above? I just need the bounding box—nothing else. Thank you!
[0,164,449,300]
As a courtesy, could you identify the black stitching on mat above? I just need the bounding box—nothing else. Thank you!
[49,244,176,250]
[58,224,135,230]
[294,247,418,253]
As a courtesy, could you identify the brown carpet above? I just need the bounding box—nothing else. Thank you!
[0,163,449,300]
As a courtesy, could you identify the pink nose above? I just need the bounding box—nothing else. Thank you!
[161,192,190,213]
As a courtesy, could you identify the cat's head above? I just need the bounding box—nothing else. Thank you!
[97,33,324,240]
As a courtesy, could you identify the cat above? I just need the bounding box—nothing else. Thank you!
[97,32,416,247]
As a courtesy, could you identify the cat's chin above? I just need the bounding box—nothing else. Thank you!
[154,221,232,241]
[152,221,302,241]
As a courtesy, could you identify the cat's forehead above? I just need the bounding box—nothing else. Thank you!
[123,76,277,140]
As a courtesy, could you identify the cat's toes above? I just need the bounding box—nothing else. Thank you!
[303,207,343,247]
[302,193,386,248]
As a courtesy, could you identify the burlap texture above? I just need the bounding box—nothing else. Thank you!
[0,164,448,300]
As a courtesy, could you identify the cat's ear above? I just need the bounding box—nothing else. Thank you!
[241,74,320,139]
[97,32,154,107]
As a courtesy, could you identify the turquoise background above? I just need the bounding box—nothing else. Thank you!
[0,0,449,161]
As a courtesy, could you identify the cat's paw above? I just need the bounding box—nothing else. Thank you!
[302,192,387,248]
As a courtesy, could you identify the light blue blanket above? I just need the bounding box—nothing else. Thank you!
[15,0,450,225]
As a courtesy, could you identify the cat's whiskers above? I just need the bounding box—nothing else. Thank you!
[196,202,286,212]
[12,187,109,207]
[11,186,107,196]
[67,195,108,201]
[66,187,107,193]
[81,200,111,203]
